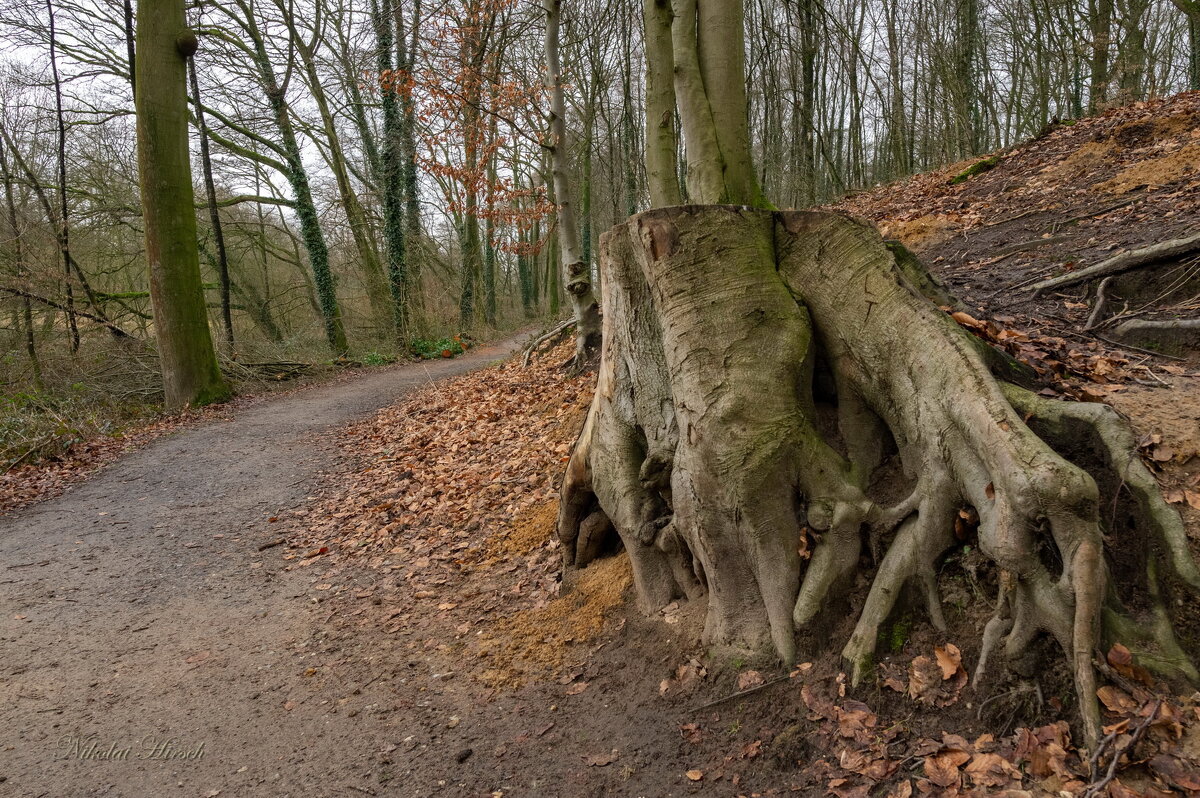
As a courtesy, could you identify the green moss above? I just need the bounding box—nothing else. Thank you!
[950,155,1001,185]
[191,378,232,407]
[887,616,912,653]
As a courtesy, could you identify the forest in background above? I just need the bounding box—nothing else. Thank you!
[1,0,1198,456]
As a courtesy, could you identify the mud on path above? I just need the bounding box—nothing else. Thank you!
[0,334,551,798]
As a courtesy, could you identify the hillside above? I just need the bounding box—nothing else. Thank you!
[835,92,1200,359]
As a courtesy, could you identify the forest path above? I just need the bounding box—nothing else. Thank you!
[0,333,532,798]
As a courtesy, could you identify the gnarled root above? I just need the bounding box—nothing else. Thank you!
[556,206,1199,747]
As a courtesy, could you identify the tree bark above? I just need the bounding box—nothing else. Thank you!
[543,0,601,362]
[230,0,347,353]
[134,2,230,409]
[1089,0,1114,110]
[643,0,681,208]
[283,3,394,338]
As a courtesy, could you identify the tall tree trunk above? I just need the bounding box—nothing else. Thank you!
[543,0,601,362]
[238,1,347,353]
[1170,0,1200,90]
[1116,0,1149,101]
[644,0,682,207]
[1089,0,1114,109]
[374,0,409,339]
[396,0,424,325]
[0,137,43,390]
[123,0,136,95]
[285,6,394,337]
[957,0,983,154]
[188,56,235,352]
[48,0,79,352]
[484,117,498,327]
[134,6,229,408]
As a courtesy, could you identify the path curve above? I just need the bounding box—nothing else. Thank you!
[0,334,529,798]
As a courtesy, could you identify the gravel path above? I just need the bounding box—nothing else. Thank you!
[0,335,529,798]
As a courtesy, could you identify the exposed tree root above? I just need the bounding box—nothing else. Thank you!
[1030,231,1200,295]
[557,206,1200,747]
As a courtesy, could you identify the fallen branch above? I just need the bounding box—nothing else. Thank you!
[0,285,135,339]
[994,234,1073,257]
[521,318,575,367]
[1031,231,1200,295]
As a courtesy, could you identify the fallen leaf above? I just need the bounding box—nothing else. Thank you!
[737,669,765,690]
[565,681,588,695]
[584,749,618,767]
[934,644,962,680]
[685,769,703,781]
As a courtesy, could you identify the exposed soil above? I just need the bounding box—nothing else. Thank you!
[834,92,1200,359]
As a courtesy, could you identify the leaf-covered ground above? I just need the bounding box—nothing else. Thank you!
[271,319,1199,796]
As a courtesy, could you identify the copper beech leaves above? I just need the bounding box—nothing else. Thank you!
[908,644,968,707]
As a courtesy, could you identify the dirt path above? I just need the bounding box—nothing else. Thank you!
[0,335,536,798]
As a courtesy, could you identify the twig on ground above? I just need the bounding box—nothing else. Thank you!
[689,675,790,713]
[1085,276,1114,330]
[1084,699,1161,796]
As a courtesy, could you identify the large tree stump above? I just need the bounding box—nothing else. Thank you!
[558,206,1200,746]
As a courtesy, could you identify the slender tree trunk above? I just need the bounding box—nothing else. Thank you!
[374,0,409,339]
[544,0,601,361]
[484,118,498,326]
[48,0,79,352]
[644,0,682,207]
[397,0,424,324]
[1116,0,1149,101]
[238,2,347,352]
[134,5,229,408]
[1089,0,1113,110]
[957,0,982,154]
[286,7,394,337]
[0,137,43,390]
[188,56,235,352]
[1170,0,1200,90]
[123,0,136,95]
[459,137,481,327]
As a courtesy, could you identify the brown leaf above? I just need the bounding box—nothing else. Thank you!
[1097,685,1137,715]
[584,749,618,767]
[1186,490,1200,510]
[737,669,765,690]
[836,699,878,742]
[739,739,763,759]
[923,751,965,788]
[1151,445,1175,462]
[1149,754,1200,792]
[935,644,963,680]
[685,769,703,781]
[565,681,588,695]
[908,656,939,701]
